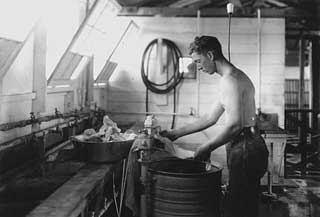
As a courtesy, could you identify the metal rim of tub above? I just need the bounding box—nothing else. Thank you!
[147,158,222,177]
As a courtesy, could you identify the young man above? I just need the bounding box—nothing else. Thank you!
[161,36,268,217]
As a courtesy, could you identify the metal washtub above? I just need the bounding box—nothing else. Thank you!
[71,136,134,163]
[148,158,222,217]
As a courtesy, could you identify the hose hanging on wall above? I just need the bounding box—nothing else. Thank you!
[141,38,184,129]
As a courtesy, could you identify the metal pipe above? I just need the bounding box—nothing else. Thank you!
[107,111,196,117]
[0,115,90,147]
[98,198,114,217]
[139,154,152,217]
[0,110,90,131]
[140,162,148,217]
[45,140,72,158]
[257,8,262,110]
[196,10,201,117]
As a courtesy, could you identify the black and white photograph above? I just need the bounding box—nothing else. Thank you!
[0,0,319,216]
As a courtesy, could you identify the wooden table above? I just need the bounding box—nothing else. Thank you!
[263,132,288,184]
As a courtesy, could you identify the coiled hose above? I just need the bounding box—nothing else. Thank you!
[141,39,184,129]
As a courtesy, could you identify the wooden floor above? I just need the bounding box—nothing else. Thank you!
[103,178,320,217]
[259,178,320,217]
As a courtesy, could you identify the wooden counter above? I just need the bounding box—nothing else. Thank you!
[26,163,116,217]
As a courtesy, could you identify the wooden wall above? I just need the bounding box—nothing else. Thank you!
[102,17,285,133]
[94,17,285,179]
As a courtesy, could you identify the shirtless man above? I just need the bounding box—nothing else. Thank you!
[161,36,268,217]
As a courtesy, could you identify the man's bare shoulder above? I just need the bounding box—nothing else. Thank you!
[221,69,252,89]
[220,74,240,90]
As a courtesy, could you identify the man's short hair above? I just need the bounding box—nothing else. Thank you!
[189,36,223,59]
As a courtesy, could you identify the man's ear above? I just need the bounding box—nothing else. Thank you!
[207,51,215,61]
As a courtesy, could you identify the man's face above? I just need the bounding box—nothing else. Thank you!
[191,52,215,74]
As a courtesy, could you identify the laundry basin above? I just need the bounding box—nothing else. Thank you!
[148,159,222,217]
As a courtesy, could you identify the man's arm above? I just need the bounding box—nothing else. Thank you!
[169,100,224,139]
[194,77,243,159]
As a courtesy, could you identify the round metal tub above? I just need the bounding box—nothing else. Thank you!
[148,158,222,217]
[71,136,134,162]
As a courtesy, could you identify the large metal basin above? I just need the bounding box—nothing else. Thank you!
[71,136,134,162]
[148,159,222,217]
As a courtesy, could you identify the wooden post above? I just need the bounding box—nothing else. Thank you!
[298,37,305,111]
[298,37,307,176]
[311,38,320,127]
[32,19,47,132]
[311,37,320,154]
[86,56,94,108]
[298,37,305,139]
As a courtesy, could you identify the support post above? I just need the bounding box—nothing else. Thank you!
[298,37,307,176]
[32,19,47,132]
[311,38,320,150]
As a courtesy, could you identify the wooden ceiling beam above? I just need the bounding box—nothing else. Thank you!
[118,6,285,17]
[169,0,204,8]
[186,0,214,9]
[119,6,201,16]
[118,6,316,18]
[266,0,287,7]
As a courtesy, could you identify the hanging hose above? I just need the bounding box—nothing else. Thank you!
[141,39,184,129]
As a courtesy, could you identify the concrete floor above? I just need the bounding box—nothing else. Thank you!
[259,179,320,217]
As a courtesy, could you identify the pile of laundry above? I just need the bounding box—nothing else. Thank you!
[77,115,137,143]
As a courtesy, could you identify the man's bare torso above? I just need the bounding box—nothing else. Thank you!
[219,68,256,128]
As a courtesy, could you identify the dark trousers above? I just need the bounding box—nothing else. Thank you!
[225,128,269,217]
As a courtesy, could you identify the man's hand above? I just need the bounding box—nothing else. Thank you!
[159,130,178,141]
[194,144,211,161]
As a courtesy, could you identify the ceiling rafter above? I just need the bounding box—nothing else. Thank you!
[186,0,213,9]
[115,0,320,30]
[169,0,204,8]
[266,0,287,7]
[118,6,289,17]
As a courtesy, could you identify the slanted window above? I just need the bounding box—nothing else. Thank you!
[47,0,139,86]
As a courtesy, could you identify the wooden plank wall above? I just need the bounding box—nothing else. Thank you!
[94,17,285,179]
[99,17,285,132]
